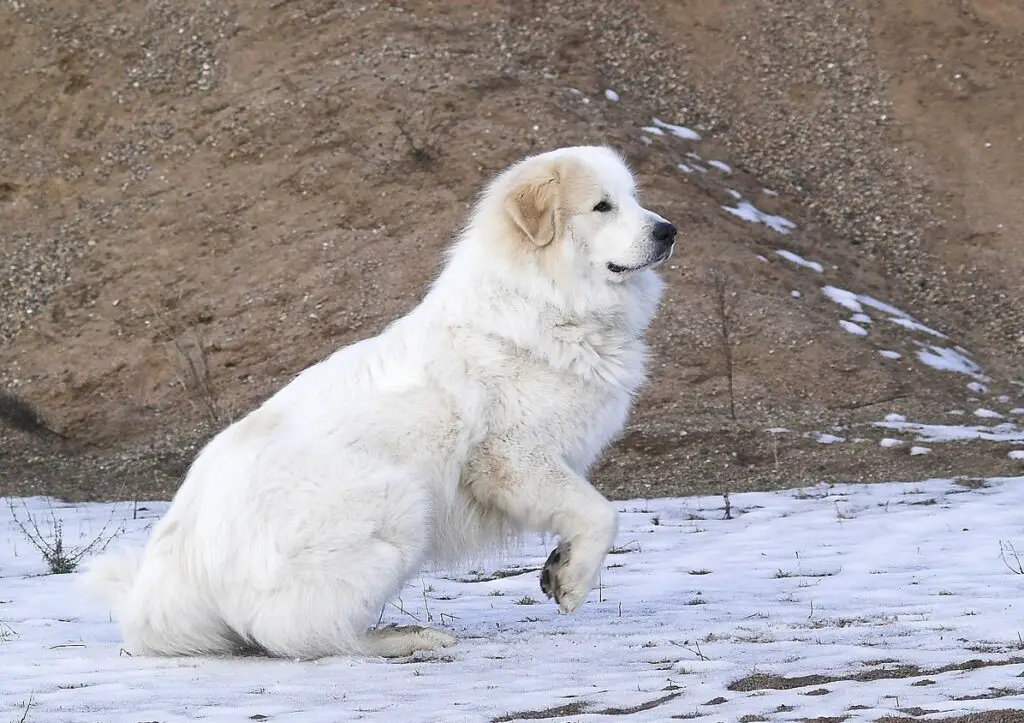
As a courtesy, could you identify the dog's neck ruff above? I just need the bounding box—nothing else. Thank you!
[426,240,662,390]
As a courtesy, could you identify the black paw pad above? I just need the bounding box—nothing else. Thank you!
[539,543,570,601]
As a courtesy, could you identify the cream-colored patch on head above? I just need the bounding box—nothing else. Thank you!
[503,157,594,248]
[492,146,676,282]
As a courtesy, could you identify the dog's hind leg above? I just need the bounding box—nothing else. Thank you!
[243,538,450,659]
[120,547,239,656]
[240,470,446,659]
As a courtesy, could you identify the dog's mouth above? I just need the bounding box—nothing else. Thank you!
[606,246,674,274]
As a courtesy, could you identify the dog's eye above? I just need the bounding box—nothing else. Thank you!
[593,200,613,213]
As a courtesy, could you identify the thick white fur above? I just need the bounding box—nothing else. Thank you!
[86,146,673,659]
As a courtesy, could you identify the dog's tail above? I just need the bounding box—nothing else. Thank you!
[83,548,145,617]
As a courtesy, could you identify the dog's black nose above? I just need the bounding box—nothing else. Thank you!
[653,221,677,247]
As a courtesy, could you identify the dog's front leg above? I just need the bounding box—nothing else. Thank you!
[465,444,618,613]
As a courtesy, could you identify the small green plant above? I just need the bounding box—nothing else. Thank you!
[7,499,124,575]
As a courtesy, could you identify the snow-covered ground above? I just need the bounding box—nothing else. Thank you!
[3,477,1024,722]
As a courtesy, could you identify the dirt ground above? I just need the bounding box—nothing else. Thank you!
[1,0,1022,502]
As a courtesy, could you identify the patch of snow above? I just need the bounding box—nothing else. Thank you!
[774,249,820,271]
[686,151,702,161]
[726,188,742,199]
[884,413,907,423]
[839,320,868,336]
[973,408,1003,419]
[689,161,709,173]
[652,118,701,140]
[677,163,693,173]
[860,295,912,318]
[909,446,932,456]
[822,286,863,313]
[756,254,769,263]
[815,433,845,444]
[1012,408,1024,415]
[874,419,1024,444]
[762,187,778,196]
[947,409,965,415]
[721,205,798,234]
[822,286,948,339]
[997,394,1010,403]
[764,427,790,434]
[916,344,987,381]
[967,381,988,394]
[641,126,665,136]
[887,316,949,338]
[850,313,872,324]
[1009,450,1024,460]
[879,438,904,449]
[791,290,801,299]
[604,88,619,102]
[878,350,902,360]
[708,160,732,173]
[4,480,1024,721]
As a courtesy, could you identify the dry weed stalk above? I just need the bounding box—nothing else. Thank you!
[709,269,738,421]
[7,498,125,575]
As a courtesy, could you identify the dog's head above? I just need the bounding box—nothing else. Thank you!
[497,146,676,281]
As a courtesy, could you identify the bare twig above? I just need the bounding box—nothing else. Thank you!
[709,270,738,421]
[421,578,434,624]
[17,694,34,723]
[439,612,459,626]
[170,329,225,426]
[387,599,421,622]
[999,541,1024,575]
[146,304,227,427]
[670,639,710,662]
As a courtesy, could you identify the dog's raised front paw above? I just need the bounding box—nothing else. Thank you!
[540,541,572,608]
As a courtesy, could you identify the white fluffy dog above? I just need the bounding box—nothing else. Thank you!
[86,145,676,659]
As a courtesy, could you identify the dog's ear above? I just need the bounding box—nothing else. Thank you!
[504,166,562,247]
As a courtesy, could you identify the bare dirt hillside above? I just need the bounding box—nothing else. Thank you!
[1,0,1022,502]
